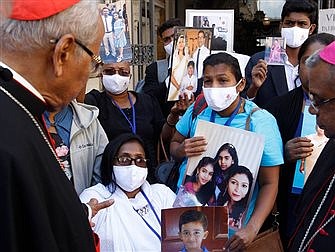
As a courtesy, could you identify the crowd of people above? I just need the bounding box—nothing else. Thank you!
[1,0,335,251]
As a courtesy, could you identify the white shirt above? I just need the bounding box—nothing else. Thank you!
[192,45,210,79]
[102,15,113,33]
[80,182,176,252]
[283,54,300,91]
[180,74,197,92]
[0,61,45,102]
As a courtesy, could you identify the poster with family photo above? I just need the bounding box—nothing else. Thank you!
[264,37,286,65]
[173,120,264,232]
[291,107,329,194]
[185,9,234,52]
[167,26,213,101]
[99,1,132,64]
[161,206,228,252]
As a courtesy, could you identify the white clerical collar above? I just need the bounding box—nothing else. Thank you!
[0,61,45,102]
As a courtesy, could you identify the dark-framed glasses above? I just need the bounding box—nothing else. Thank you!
[50,38,103,74]
[102,68,130,77]
[309,92,335,112]
[162,34,174,44]
[115,156,148,168]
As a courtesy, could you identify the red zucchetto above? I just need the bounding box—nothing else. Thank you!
[1,0,80,20]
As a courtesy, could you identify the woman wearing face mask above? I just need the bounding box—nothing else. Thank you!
[170,52,283,251]
[80,133,176,252]
[84,61,174,184]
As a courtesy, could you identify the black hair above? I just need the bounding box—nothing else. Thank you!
[100,133,147,193]
[203,52,242,81]
[198,30,205,36]
[187,60,195,68]
[176,35,186,56]
[298,33,335,62]
[187,157,216,205]
[281,0,318,25]
[158,18,183,38]
[179,209,208,232]
[217,166,253,220]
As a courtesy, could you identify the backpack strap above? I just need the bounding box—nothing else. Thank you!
[245,107,262,131]
[192,92,207,119]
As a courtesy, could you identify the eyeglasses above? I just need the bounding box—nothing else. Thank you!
[115,156,148,168]
[162,34,174,44]
[180,230,204,238]
[102,68,130,77]
[50,38,103,74]
[309,92,335,112]
[74,39,103,74]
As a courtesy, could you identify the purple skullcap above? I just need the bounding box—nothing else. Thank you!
[319,41,335,65]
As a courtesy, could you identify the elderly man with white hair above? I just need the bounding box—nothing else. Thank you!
[0,0,112,251]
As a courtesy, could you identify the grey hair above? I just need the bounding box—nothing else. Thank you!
[0,0,100,53]
[306,49,335,81]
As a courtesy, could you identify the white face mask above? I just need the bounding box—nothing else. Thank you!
[281,26,310,48]
[164,40,173,56]
[203,79,241,112]
[113,165,148,192]
[102,74,130,94]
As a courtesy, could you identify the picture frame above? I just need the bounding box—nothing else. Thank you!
[161,206,228,251]
[174,120,264,232]
[185,9,234,52]
[167,26,213,101]
[98,1,132,64]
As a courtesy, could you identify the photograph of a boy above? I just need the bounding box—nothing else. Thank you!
[216,166,253,230]
[184,157,216,206]
[180,60,197,99]
[179,210,209,252]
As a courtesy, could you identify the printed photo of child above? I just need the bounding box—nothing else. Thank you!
[178,209,209,252]
[180,60,197,99]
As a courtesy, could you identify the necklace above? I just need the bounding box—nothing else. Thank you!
[0,86,62,168]
[298,173,335,252]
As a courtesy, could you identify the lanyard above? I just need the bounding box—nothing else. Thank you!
[210,97,242,126]
[294,92,309,137]
[133,190,161,241]
[111,93,136,134]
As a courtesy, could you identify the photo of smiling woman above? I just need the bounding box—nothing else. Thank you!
[183,157,216,206]
[217,166,253,229]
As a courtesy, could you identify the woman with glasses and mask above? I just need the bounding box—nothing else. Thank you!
[170,53,283,251]
[264,32,335,249]
[84,60,176,184]
[80,133,176,252]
